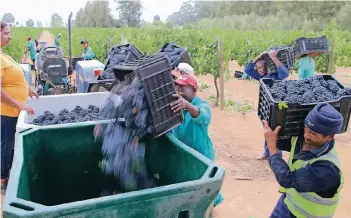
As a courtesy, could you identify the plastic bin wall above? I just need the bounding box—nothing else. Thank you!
[19,64,32,87]
[257,76,351,139]
[3,124,224,218]
[75,60,105,93]
[16,92,112,131]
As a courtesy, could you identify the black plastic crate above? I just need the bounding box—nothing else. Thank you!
[100,44,143,80]
[104,44,143,70]
[112,55,152,81]
[258,76,351,139]
[263,46,294,73]
[157,42,191,69]
[292,36,328,58]
[134,54,184,138]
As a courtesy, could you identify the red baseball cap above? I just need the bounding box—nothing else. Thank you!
[174,74,198,90]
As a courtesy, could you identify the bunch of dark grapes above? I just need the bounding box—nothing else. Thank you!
[268,75,351,105]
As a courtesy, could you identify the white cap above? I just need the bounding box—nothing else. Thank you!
[178,63,194,76]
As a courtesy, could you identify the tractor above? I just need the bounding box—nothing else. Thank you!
[34,45,73,95]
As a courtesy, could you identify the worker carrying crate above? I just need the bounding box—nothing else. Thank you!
[263,102,345,218]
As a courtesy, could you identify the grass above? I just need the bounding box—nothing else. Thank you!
[199,82,211,91]
[207,95,253,113]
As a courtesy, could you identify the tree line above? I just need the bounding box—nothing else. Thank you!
[2,1,351,31]
[167,1,351,31]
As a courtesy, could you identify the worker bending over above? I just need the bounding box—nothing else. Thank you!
[80,39,96,60]
[170,74,224,207]
[245,50,289,160]
[263,103,343,218]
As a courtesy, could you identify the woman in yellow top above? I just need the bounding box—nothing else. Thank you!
[1,22,38,192]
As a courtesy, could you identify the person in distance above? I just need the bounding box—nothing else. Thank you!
[171,62,195,79]
[244,50,290,160]
[170,74,224,207]
[54,33,62,48]
[25,36,37,65]
[263,103,344,218]
[297,53,320,80]
[80,39,96,60]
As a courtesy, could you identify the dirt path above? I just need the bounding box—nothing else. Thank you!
[198,65,351,217]
[38,30,55,46]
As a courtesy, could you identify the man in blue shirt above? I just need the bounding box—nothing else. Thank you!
[170,74,223,207]
[80,39,96,60]
[245,50,290,160]
[263,103,343,218]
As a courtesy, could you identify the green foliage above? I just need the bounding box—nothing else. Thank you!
[26,19,34,27]
[169,1,349,30]
[224,99,252,113]
[74,1,116,28]
[2,13,15,23]
[2,27,43,61]
[278,102,288,110]
[116,0,143,27]
[6,27,351,73]
[51,13,63,28]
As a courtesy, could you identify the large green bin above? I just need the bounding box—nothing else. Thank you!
[3,123,225,217]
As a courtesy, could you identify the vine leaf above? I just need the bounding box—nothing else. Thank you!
[278,102,288,110]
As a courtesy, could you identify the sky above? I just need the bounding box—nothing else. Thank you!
[0,0,184,26]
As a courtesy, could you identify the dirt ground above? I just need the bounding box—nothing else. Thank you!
[1,30,351,217]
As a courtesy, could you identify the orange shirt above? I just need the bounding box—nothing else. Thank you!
[1,51,29,117]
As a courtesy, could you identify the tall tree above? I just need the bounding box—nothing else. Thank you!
[36,21,43,27]
[167,1,196,26]
[1,13,15,23]
[116,0,143,27]
[336,3,351,31]
[26,19,34,27]
[50,13,63,27]
[153,15,160,24]
[75,0,115,28]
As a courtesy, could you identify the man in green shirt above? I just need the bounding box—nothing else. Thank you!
[170,74,224,207]
[26,36,36,65]
[54,33,61,47]
[80,39,96,60]
[297,53,320,80]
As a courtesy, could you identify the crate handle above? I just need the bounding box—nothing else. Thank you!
[9,202,35,211]
[207,167,218,178]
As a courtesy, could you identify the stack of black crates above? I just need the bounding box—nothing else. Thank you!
[263,36,328,73]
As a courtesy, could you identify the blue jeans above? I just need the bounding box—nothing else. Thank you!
[264,141,282,158]
[1,116,18,179]
[270,194,293,218]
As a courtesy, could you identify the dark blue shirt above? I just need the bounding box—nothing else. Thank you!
[269,137,341,218]
[244,62,289,81]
